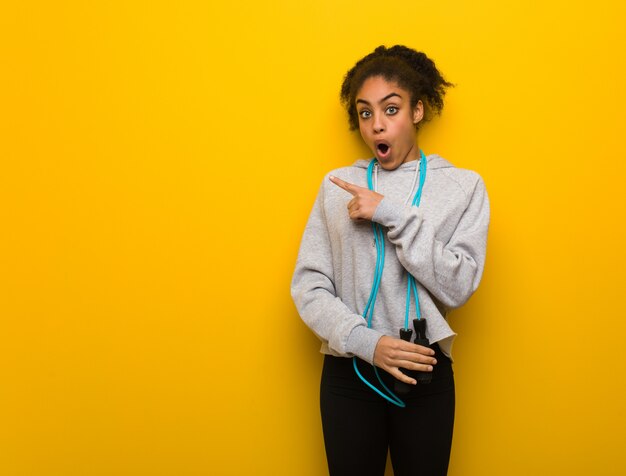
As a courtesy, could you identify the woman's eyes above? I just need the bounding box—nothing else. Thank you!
[358,107,398,119]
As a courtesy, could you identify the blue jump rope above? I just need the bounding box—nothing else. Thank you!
[352,149,430,408]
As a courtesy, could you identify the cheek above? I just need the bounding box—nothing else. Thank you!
[400,121,417,141]
[358,124,370,142]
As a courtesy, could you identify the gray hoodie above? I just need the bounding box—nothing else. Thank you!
[291,154,490,364]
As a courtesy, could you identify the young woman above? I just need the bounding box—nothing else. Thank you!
[291,45,490,476]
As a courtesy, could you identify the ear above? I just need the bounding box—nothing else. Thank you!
[412,100,424,125]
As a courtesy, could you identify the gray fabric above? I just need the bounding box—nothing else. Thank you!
[291,154,490,364]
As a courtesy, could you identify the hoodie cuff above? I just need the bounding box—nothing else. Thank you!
[345,325,384,364]
[372,197,415,227]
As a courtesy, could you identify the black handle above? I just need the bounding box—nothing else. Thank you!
[394,328,413,395]
[413,319,432,384]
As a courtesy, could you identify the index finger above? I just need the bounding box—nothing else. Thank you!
[397,339,436,356]
[329,175,360,196]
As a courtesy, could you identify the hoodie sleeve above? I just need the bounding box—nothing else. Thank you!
[372,174,490,309]
[290,180,384,364]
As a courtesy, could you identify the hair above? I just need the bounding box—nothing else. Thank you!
[340,45,453,131]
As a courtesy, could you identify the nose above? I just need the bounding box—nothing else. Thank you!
[372,114,385,133]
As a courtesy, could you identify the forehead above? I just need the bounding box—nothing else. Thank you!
[355,76,410,102]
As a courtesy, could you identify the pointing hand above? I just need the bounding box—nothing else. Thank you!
[329,175,383,221]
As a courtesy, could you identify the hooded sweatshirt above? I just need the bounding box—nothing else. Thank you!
[291,154,490,364]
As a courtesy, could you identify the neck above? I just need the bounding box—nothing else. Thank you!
[405,142,420,163]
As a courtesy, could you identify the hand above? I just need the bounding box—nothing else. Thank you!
[373,335,437,385]
[329,175,383,221]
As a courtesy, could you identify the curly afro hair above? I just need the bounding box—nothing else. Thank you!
[340,45,453,131]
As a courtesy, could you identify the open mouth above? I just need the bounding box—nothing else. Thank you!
[376,142,391,158]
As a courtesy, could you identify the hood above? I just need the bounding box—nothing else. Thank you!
[352,154,455,171]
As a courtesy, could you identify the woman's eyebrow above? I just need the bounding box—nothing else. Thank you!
[356,92,402,106]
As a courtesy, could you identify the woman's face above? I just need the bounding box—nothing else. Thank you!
[355,76,423,171]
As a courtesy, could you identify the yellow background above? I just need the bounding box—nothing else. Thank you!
[1,1,625,475]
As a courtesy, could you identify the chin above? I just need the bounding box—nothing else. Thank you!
[376,157,403,171]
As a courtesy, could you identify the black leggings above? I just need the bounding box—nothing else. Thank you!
[320,344,455,476]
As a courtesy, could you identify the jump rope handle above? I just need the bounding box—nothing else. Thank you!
[412,318,433,385]
[393,319,433,395]
[394,328,414,395]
